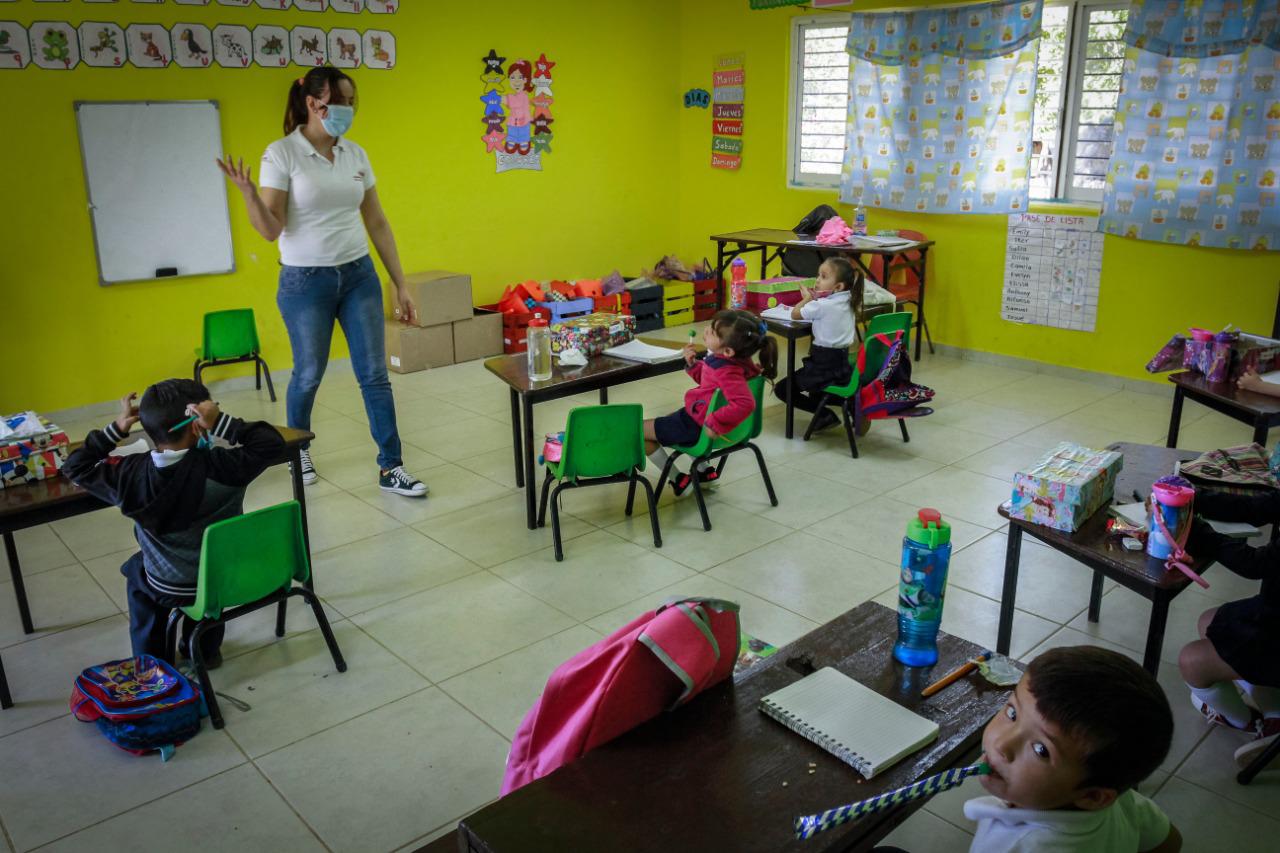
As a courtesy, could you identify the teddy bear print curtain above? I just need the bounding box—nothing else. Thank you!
[1099,0,1280,250]
[840,0,1044,214]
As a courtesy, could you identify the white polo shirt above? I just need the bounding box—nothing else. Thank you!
[258,129,375,268]
[799,290,856,349]
[964,791,1171,853]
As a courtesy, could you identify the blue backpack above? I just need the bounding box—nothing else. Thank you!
[70,655,203,761]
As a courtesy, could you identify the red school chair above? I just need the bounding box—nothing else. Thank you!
[870,229,934,360]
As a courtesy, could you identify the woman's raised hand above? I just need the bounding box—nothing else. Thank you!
[215,155,256,194]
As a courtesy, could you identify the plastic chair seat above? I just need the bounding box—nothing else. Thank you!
[194,309,276,402]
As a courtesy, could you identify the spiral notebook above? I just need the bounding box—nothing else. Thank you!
[759,667,939,779]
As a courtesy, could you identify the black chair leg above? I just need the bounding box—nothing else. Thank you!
[274,599,287,638]
[715,456,728,477]
[898,418,911,443]
[188,622,222,729]
[919,310,935,355]
[295,587,347,673]
[194,362,204,387]
[192,359,202,383]
[654,454,680,502]
[689,464,712,532]
[0,651,11,710]
[255,359,262,391]
[537,470,553,528]
[748,443,779,506]
[549,483,565,561]
[840,403,859,459]
[165,609,182,665]
[802,393,832,442]
[625,471,637,516]
[258,357,277,402]
[1238,734,1280,784]
[635,473,662,548]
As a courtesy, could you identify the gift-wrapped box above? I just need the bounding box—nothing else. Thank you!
[1008,442,1123,532]
[0,414,70,464]
[745,277,810,310]
[1232,333,1280,380]
[0,447,67,488]
[550,312,637,357]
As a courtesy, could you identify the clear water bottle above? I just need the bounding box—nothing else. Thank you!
[729,257,748,310]
[853,205,868,237]
[526,313,552,382]
[893,508,952,667]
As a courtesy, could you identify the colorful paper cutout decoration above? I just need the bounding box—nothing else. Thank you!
[532,77,553,97]
[212,23,251,68]
[365,0,397,12]
[482,129,505,153]
[533,52,555,79]
[253,24,290,68]
[327,28,361,68]
[330,0,362,12]
[361,29,393,69]
[215,0,253,6]
[711,52,744,170]
[483,114,504,133]
[294,0,326,10]
[684,88,710,108]
[253,0,291,8]
[79,21,126,68]
[480,89,504,116]
[126,24,171,67]
[291,25,326,67]
[0,22,31,69]
[171,24,213,67]
[533,114,554,135]
[532,134,552,154]
[482,48,504,74]
[30,21,79,69]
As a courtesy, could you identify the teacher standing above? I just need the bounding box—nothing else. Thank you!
[217,67,426,498]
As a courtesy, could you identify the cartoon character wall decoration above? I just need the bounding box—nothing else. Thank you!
[42,27,72,68]
[480,48,556,173]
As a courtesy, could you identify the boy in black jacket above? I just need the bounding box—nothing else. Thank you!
[63,379,285,668]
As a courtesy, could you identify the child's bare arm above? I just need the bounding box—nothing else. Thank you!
[1144,824,1182,853]
[1238,370,1280,398]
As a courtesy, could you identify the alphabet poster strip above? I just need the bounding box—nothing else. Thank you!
[1002,213,1104,333]
[711,52,743,170]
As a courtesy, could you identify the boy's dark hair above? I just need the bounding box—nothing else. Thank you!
[139,379,210,445]
[1025,646,1172,793]
[710,310,779,381]
[821,256,865,322]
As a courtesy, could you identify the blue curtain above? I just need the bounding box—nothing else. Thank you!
[1099,0,1280,250]
[840,0,1043,214]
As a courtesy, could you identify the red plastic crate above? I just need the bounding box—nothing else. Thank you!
[592,292,631,314]
[693,307,717,322]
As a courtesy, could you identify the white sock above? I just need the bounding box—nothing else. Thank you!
[1237,681,1280,719]
[648,448,670,468]
[1190,682,1253,728]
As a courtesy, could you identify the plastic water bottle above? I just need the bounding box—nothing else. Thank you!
[853,205,868,237]
[730,257,748,310]
[893,508,953,667]
[526,313,552,382]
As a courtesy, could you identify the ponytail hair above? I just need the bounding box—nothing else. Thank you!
[710,310,779,382]
[284,67,355,135]
[820,256,864,322]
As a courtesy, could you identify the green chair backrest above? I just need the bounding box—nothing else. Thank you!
[862,311,913,386]
[183,501,310,621]
[201,309,261,361]
[677,374,766,455]
[558,404,647,482]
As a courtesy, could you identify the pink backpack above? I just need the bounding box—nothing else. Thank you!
[501,597,741,796]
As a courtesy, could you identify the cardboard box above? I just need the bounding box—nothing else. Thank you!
[385,321,453,373]
[453,310,504,363]
[402,270,474,328]
[1007,442,1123,532]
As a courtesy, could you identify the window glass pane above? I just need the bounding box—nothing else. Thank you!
[1029,4,1070,199]
[1069,5,1128,196]
[792,20,850,184]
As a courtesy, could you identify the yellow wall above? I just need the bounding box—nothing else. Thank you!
[673,0,1278,384]
[2,0,679,412]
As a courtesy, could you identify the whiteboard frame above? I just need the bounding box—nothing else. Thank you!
[74,99,236,286]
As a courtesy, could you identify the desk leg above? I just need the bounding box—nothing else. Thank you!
[523,394,537,531]
[1252,416,1268,447]
[997,526,1023,656]
[3,531,34,635]
[1166,387,1184,448]
[715,241,727,309]
[916,249,929,360]
[510,389,524,489]
[785,336,797,440]
[1143,596,1170,676]
[289,447,312,587]
[0,650,11,709]
[600,388,609,405]
[1087,572,1104,622]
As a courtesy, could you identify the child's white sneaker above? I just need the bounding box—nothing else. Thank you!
[1235,718,1280,771]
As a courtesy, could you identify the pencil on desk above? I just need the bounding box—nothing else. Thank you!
[921,651,991,698]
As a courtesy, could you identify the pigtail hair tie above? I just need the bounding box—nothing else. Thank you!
[296,77,304,86]
[759,321,768,335]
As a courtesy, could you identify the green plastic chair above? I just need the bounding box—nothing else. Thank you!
[538,404,661,561]
[802,311,914,459]
[164,501,346,729]
[194,309,276,401]
[654,374,778,532]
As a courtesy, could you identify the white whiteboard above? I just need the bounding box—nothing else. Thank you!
[75,101,235,285]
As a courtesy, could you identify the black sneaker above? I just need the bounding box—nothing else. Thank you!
[290,448,317,485]
[379,466,428,497]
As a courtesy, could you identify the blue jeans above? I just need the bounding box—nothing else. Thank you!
[277,254,402,470]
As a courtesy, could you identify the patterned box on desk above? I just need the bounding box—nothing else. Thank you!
[550,312,636,357]
[1008,442,1123,532]
[0,415,70,466]
[0,448,67,488]
[745,277,810,310]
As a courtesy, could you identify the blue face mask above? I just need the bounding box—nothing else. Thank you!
[320,104,355,138]
[196,431,214,451]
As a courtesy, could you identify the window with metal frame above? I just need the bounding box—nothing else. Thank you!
[788,15,851,189]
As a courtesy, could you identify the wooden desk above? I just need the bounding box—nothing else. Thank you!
[485,339,695,530]
[1166,370,1280,448]
[0,424,313,710]
[451,602,1014,853]
[710,228,936,360]
[996,442,1205,675]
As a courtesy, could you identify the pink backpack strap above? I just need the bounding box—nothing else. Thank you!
[638,598,739,708]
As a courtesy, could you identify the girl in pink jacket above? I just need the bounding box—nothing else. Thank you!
[644,310,778,495]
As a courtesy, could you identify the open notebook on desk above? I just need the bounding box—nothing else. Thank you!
[602,340,687,364]
[760,304,805,322]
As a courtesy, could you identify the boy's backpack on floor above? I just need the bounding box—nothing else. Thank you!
[858,330,936,420]
[70,655,203,761]
[501,597,741,796]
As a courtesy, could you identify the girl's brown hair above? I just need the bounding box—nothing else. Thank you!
[821,256,865,322]
[710,310,779,381]
[284,67,356,135]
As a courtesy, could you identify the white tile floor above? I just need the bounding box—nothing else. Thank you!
[2,326,1276,853]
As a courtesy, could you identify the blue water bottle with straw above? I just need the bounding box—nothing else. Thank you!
[894,508,953,667]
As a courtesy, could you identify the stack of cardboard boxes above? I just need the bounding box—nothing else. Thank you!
[384,270,504,374]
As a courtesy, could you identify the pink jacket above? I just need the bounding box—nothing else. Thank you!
[684,355,760,436]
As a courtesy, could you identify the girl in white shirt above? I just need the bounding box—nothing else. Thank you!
[216,68,426,498]
[774,257,864,432]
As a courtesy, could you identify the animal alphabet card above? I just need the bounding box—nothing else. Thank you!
[361,28,393,69]
[171,24,213,67]
[175,1,215,6]
[0,21,31,69]
[294,0,327,11]
[212,23,250,68]
[328,28,361,68]
[291,25,325,67]
[253,0,291,8]
[79,21,125,68]
[30,21,78,69]
[215,0,253,8]
[365,0,396,12]
[253,24,290,68]
[126,24,171,68]
[331,0,362,12]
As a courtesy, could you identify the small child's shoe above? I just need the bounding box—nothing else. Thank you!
[1235,718,1280,771]
[1191,694,1258,731]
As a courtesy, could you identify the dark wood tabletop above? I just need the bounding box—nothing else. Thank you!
[998,442,1206,596]
[455,601,1014,853]
[1169,371,1280,414]
[710,228,935,254]
[484,337,691,396]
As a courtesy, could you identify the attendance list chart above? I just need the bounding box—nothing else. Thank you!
[1001,213,1104,332]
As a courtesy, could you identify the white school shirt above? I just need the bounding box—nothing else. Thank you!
[798,290,856,349]
[964,791,1171,853]
[258,128,376,268]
